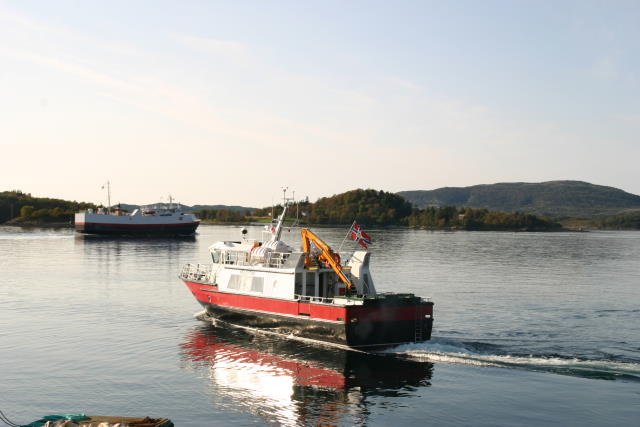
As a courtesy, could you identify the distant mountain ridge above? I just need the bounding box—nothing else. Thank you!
[398,181,640,218]
[115,203,255,213]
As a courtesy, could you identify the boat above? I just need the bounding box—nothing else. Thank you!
[179,196,434,349]
[74,184,199,236]
[74,204,199,237]
[22,414,173,426]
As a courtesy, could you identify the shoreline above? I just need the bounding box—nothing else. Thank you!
[2,221,637,232]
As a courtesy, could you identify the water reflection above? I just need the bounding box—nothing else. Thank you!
[180,325,433,425]
[74,234,197,259]
[75,233,196,246]
[74,234,199,284]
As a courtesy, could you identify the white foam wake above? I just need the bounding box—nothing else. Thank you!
[384,340,640,380]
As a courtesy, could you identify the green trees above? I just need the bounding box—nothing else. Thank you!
[0,188,562,230]
[20,205,34,218]
[0,190,95,224]
[307,189,413,226]
[406,205,560,231]
[197,188,559,230]
[194,208,247,223]
[598,211,640,229]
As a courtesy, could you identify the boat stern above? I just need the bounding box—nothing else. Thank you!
[343,294,433,349]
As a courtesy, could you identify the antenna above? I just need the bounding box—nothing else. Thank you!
[102,180,111,213]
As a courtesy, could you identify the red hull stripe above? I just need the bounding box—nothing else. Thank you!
[183,333,346,388]
[184,281,432,322]
[185,281,346,322]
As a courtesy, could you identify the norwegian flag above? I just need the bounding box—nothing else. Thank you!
[350,223,372,249]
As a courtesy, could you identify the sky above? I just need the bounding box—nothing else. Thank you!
[1,0,639,207]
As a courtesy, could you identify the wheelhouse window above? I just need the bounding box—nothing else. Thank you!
[211,250,221,263]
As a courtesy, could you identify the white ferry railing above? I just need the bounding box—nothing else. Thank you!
[180,263,212,282]
[221,251,291,269]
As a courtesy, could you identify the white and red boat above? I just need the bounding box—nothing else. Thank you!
[75,188,199,237]
[180,200,433,349]
[75,204,199,236]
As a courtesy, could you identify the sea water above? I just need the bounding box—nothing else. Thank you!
[0,226,638,426]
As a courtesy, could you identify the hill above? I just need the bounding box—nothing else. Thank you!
[398,181,640,219]
[0,190,95,224]
[110,203,254,213]
[1,188,561,230]
[190,204,256,213]
[251,188,559,231]
[0,191,256,225]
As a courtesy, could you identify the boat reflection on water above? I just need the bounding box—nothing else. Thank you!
[180,325,433,425]
[74,234,198,282]
[74,233,196,261]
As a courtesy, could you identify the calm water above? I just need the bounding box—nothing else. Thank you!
[1,225,639,426]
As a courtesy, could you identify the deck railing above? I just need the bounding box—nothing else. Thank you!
[222,250,292,269]
[180,263,212,282]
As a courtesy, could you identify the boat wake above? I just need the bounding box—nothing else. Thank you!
[384,338,640,382]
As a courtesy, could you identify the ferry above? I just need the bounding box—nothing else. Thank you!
[75,203,199,237]
[75,183,199,236]
[179,196,433,349]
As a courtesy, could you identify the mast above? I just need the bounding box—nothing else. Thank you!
[106,181,111,213]
[271,186,294,242]
[271,203,287,242]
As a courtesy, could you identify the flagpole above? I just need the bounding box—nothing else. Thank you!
[106,181,111,214]
[337,220,356,253]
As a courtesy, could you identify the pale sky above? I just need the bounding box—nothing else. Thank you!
[1,1,639,207]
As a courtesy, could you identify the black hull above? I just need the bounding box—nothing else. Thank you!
[197,301,434,349]
[75,222,199,237]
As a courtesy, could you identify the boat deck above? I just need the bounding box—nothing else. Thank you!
[24,415,173,427]
[82,416,173,426]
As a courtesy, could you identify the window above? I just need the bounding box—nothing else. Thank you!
[251,277,264,293]
[305,272,316,296]
[295,273,303,295]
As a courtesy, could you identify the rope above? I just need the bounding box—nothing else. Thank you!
[0,409,21,427]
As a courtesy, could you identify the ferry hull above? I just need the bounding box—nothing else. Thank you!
[184,280,433,349]
[75,221,199,236]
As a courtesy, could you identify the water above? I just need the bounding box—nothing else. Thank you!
[1,225,639,426]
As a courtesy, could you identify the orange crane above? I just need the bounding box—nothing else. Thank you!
[300,228,355,293]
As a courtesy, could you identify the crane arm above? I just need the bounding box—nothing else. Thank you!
[300,228,355,292]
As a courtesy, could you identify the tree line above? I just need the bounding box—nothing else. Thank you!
[596,211,640,230]
[197,188,561,231]
[407,206,561,231]
[0,191,95,224]
[0,188,566,230]
[193,208,253,223]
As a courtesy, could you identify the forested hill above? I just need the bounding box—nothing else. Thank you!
[0,191,95,224]
[252,188,560,230]
[305,189,413,226]
[398,181,640,218]
[0,191,253,225]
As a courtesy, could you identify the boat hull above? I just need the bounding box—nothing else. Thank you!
[183,280,433,349]
[75,221,199,236]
